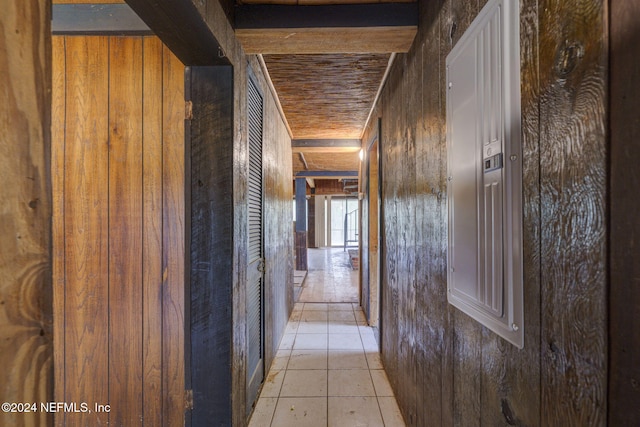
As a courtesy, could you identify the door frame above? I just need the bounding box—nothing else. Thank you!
[362,119,382,329]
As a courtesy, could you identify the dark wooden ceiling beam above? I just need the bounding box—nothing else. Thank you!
[52,4,152,35]
[235,3,418,54]
[235,3,418,29]
[124,0,230,65]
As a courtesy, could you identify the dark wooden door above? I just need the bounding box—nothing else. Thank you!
[246,73,265,411]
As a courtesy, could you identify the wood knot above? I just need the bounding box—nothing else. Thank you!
[28,199,39,209]
[501,399,517,425]
[555,42,584,77]
[450,21,458,42]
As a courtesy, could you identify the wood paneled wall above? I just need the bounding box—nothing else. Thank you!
[52,36,185,426]
[609,0,640,424]
[179,0,294,421]
[260,55,295,391]
[363,0,609,424]
[0,1,52,427]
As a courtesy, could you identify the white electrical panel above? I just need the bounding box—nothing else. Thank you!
[446,0,523,348]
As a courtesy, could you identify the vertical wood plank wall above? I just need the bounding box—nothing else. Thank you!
[52,36,185,426]
[0,1,53,427]
[187,65,235,425]
[361,0,609,425]
[609,0,640,424]
[183,2,294,421]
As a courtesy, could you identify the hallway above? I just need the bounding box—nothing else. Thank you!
[248,249,405,426]
[299,248,359,303]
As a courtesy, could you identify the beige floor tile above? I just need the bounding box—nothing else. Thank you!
[294,333,328,350]
[354,310,367,323]
[370,369,395,396]
[280,370,328,397]
[365,351,384,370]
[261,369,285,398]
[329,333,363,351]
[297,321,328,334]
[328,303,354,311]
[328,349,368,370]
[329,310,356,322]
[271,397,327,427]
[303,302,329,311]
[328,370,376,397]
[288,349,328,370]
[279,333,296,350]
[328,321,359,334]
[360,331,379,352]
[358,324,376,334]
[256,248,407,426]
[248,397,277,427]
[378,396,406,426]
[285,320,299,334]
[301,311,329,322]
[328,396,384,427]
[269,349,290,371]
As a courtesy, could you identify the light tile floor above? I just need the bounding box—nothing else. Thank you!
[299,248,359,303]
[248,302,406,427]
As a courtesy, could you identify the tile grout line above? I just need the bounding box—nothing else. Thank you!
[326,309,329,427]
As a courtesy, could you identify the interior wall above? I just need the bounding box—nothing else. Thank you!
[609,0,640,424]
[363,0,609,424]
[0,1,52,426]
[186,3,294,423]
[259,54,295,385]
[52,36,185,426]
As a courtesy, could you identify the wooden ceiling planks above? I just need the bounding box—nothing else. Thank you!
[263,53,389,140]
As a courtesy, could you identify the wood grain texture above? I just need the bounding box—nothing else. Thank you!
[236,26,417,55]
[538,0,608,425]
[231,58,250,427]
[125,0,229,66]
[161,45,186,427]
[609,0,640,424]
[52,35,185,426]
[0,1,53,426]
[108,36,144,426]
[187,1,299,423]
[257,52,294,384]
[51,34,66,427]
[447,4,483,424]
[366,0,609,425]
[141,36,164,427]
[477,0,542,425]
[63,35,110,426]
[187,65,234,426]
[263,54,390,139]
